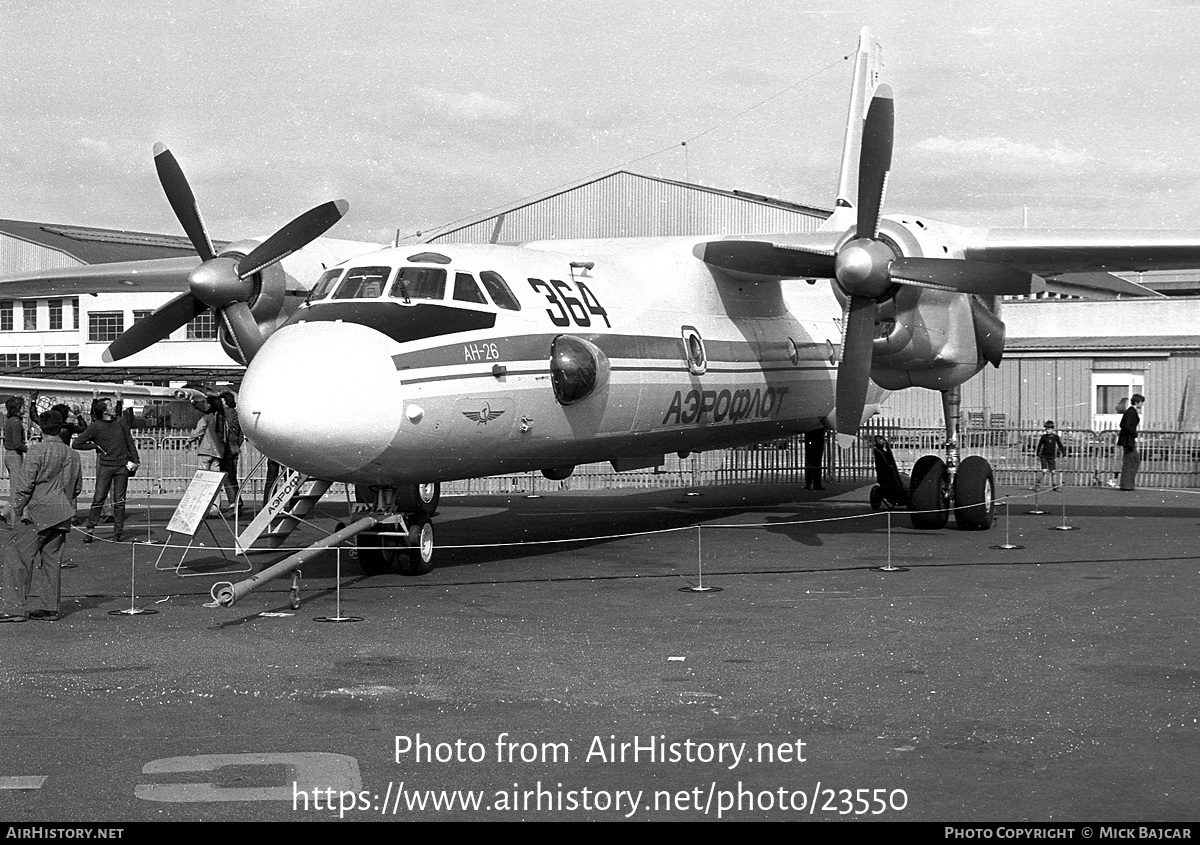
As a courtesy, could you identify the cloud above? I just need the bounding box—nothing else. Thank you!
[410,88,526,121]
[911,136,1096,171]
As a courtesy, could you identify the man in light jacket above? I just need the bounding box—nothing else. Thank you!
[0,411,82,622]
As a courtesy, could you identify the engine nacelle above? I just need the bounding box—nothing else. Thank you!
[869,286,1006,391]
[214,239,290,363]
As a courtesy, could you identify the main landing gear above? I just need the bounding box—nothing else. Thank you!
[354,482,440,576]
[868,387,995,531]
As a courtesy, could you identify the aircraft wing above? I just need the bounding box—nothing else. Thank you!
[963,228,1200,275]
[0,376,203,406]
[1041,271,1164,299]
[695,228,1200,295]
[0,257,200,298]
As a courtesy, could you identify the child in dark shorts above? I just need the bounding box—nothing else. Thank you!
[1034,420,1066,490]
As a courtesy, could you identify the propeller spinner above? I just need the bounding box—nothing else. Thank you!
[102,144,348,364]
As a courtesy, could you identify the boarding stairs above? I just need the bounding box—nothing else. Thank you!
[236,467,332,552]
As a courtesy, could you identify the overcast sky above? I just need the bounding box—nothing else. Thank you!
[3,0,1199,246]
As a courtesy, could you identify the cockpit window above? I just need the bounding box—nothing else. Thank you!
[309,268,343,301]
[389,267,446,302]
[333,266,393,299]
[453,272,488,305]
[479,271,522,311]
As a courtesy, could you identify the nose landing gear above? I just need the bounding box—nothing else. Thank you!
[355,482,440,576]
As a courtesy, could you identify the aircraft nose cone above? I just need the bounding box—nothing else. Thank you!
[239,321,403,478]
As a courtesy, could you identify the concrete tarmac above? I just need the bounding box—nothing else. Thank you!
[0,482,1197,822]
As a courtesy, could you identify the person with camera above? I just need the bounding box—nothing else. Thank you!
[72,397,140,543]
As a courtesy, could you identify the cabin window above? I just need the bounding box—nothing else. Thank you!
[682,326,706,375]
[389,267,447,302]
[453,272,488,305]
[333,266,393,299]
[479,271,521,311]
[309,268,344,301]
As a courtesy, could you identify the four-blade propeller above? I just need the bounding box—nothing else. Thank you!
[831,85,1036,436]
[103,144,348,364]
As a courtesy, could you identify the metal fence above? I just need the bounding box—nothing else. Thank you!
[3,422,1198,499]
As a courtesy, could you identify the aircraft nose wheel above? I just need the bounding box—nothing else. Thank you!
[356,528,400,575]
[397,514,435,576]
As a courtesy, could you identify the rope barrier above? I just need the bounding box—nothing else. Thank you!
[68,486,1087,555]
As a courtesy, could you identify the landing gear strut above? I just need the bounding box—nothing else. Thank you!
[871,386,994,531]
[355,482,441,575]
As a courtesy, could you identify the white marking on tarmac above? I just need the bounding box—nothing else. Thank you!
[0,776,46,789]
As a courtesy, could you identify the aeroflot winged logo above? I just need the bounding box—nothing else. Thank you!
[463,403,506,425]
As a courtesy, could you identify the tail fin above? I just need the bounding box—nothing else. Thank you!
[820,27,886,234]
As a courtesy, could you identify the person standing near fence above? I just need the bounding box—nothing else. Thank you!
[3,397,27,526]
[1117,394,1145,491]
[1033,420,1066,491]
[803,428,825,490]
[4,397,27,490]
[72,397,140,543]
[218,391,246,517]
[0,411,82,622]
[188,395,241,518]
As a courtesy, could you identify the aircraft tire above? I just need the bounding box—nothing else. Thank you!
[397,515,435,576]
[953,456,995,530]
[869,485,883,510]
[416,482,441,516]
[395,483,441,517]
[357,529,398,576]
[908,455,949,530]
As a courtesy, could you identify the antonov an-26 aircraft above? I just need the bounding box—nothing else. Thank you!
[7,28,1200,578]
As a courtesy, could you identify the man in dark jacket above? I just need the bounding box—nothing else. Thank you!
[1117,393,1145,491]
[0,411,83,622]
[72,397,140,542]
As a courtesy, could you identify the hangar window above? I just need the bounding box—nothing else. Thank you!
[453,272,488,305]
[0,301,10,332]
[187,312,218,340]
[22,301,36,331]
[1092,372,1144,431]
[308,268,344,301]
[479,271,521,311]
[389,267,447,302]
[88,311,125,342]
[48,299,63,331]
[333,266,393,299]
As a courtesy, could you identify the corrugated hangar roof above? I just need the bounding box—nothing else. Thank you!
[412,170,833,244]
[1006,335,1198,352]
[0,218,217,264]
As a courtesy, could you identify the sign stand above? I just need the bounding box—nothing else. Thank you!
[150,470,252,577]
